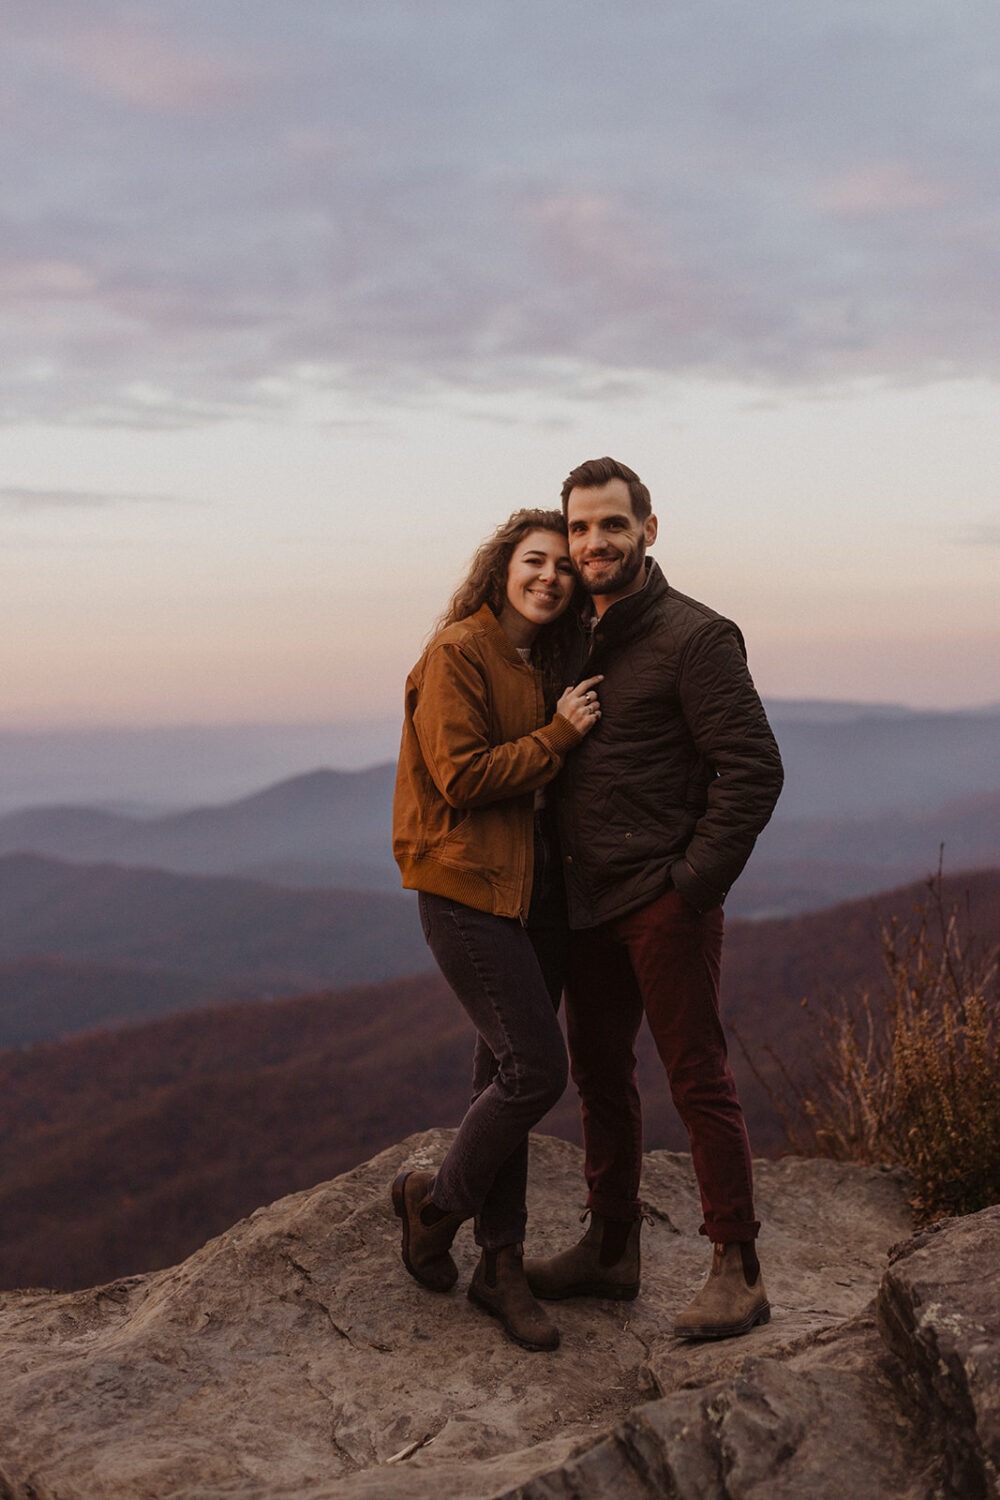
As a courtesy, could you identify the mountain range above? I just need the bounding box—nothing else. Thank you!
[0,725,997,919]
[0,697,996,1052]
[1,701,996,817]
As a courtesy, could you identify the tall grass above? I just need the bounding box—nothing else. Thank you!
[765,873,1000,1225]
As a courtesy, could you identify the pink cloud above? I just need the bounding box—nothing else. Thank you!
[0,257,97,300]
[32,17,245,112]
[519,189,751,341]
[818,162,956,219]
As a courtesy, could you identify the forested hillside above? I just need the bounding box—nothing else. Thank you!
[2,867,996,1292]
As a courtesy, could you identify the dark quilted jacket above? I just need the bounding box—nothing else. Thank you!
[557,560,783,928]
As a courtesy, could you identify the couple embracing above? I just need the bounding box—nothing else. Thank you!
[391,456,784,1352]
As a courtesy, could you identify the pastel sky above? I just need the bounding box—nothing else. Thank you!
[2,0,998,730]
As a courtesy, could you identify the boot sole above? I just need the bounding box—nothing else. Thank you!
[391,1171,457,1294]
[529,1280,639,1303]
[673,1299,771,1340]
[467,1284,560,1352]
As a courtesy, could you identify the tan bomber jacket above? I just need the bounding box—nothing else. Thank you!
[392,604,582,919]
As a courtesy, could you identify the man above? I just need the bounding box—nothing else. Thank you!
[525,457,783,1339]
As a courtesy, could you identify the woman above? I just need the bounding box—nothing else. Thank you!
[391,508,602,1352]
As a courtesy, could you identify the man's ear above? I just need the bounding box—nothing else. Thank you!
[644,514,658,547]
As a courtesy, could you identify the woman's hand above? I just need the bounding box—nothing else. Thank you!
[557,675,604,736]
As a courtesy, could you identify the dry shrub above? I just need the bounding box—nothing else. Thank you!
[765,871,1000,1225]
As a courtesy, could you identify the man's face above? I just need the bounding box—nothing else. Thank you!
[566,478,657,611]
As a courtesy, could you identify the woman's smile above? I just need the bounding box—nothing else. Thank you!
[499,528,576,645]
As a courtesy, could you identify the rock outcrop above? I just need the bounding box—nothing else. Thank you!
[0,1131,996,1499]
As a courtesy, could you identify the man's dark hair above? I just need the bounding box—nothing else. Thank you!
[560,456,652,521]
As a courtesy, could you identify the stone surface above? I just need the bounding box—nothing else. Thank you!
[0,1131,993,1499]
[878,1205,1000,1500]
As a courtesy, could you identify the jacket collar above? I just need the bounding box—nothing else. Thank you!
[470,603,529,666]
[581,558,669,640]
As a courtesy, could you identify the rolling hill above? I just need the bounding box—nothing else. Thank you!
[0,852,427,1047]
[2,866,996,1292]
[0,957,214,1048]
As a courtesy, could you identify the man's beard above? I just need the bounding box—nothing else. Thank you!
[577,546,645,597]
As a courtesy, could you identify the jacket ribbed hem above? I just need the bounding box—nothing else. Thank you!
[399,857,521,919]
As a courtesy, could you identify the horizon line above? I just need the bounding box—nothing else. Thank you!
[1,695,999,737]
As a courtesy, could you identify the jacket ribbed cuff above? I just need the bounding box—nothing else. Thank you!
[542,713,584,754]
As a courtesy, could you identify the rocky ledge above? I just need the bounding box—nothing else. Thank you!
[0,1131,996,1499]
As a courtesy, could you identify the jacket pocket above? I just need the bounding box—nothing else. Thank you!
[430,811,504,884]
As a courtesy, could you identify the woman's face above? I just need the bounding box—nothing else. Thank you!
[499,528,576,643]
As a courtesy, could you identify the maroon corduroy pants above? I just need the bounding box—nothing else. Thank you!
[564,885,759,1243]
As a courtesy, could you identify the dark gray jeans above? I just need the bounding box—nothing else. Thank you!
[418,828,568,1249]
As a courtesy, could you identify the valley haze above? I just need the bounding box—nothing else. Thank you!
[0,700,997,943]
[1,699,997,814]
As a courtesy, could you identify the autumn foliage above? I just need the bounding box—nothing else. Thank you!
[762,872,1000,1224]
[1,869,998,1291]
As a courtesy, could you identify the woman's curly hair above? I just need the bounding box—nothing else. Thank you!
[436,508,581,705]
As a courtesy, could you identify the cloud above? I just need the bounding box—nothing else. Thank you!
[2,1,1000,426]
[0,485,189,510]
[6,4,248,113]
[956,519,1000,548]
[816,164,957,219]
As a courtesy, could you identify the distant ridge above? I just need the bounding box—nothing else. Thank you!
[0,851,426,1025]
[766,697,1000,722]
[0,956,212,1048]
[0,765,399,889]
[1,701,997,816]
[2,751,998,916]
[0,704,996,925]
[767,698,923,722]
[0,719,403,814]
[740,786,1000,916]
[769,704,1000,817]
